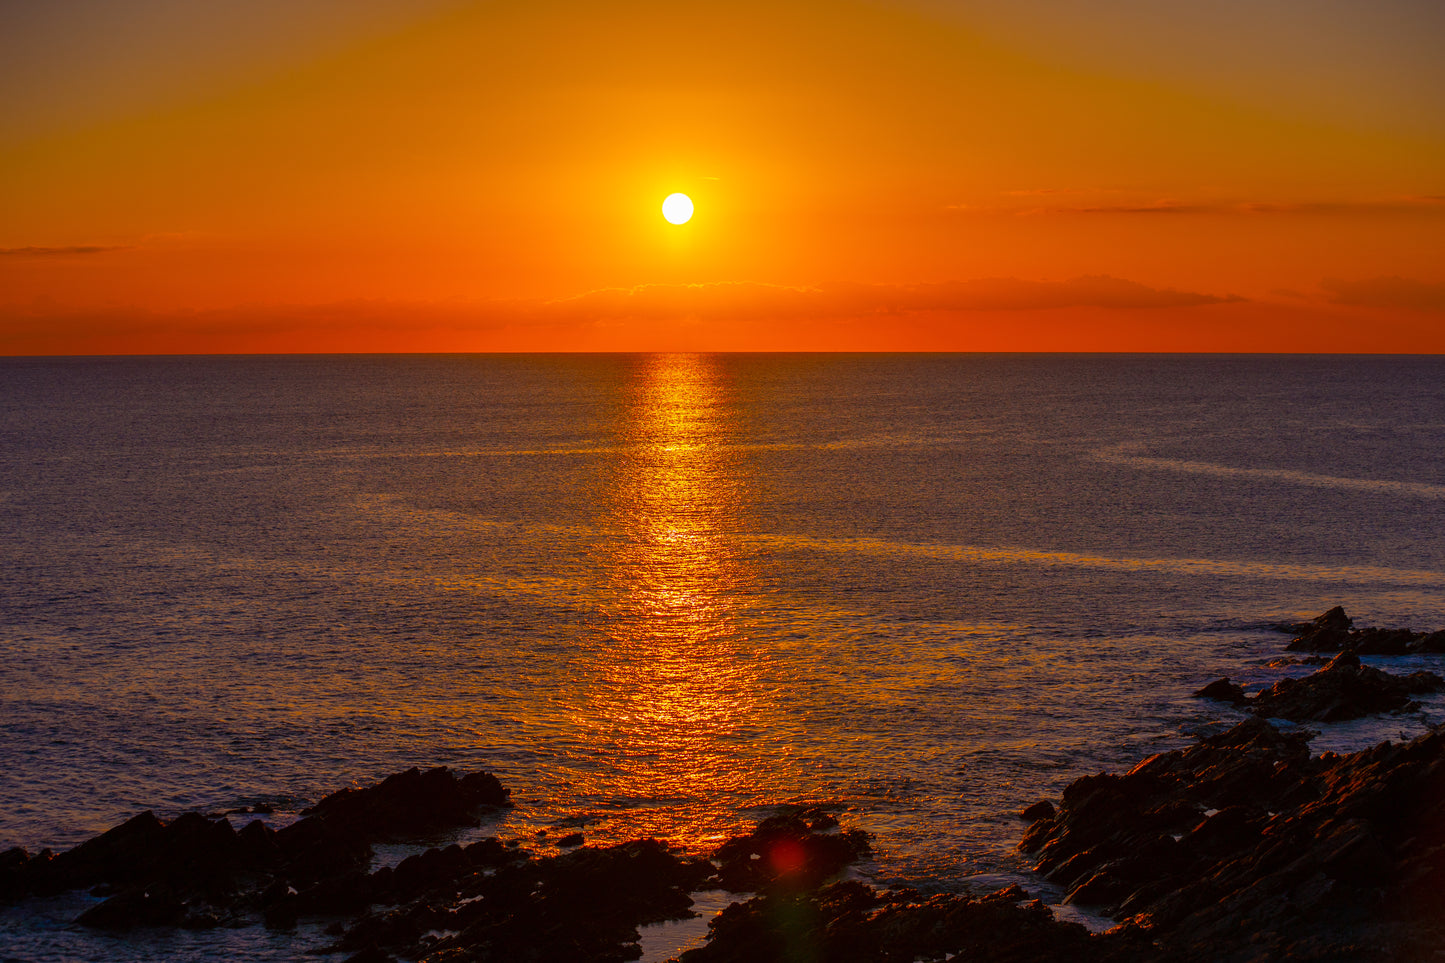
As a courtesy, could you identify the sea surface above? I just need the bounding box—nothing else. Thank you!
[2,353,1444,960]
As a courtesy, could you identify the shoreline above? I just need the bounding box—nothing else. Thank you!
[3,607,1443,961]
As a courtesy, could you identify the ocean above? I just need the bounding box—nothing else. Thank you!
[2,353,1444,960]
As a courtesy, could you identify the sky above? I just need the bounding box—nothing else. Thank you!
[1,0,1442,353]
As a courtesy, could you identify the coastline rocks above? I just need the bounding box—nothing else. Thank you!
[1283,605,1445,655]
[0,767,511,931]
[1196,652,1444,722]
[1248,652,1444,722]
[1018,718,1445,961]
[327,810,870,962]
[1019,800,1056,822]
[1276,604,1353,636]
[1190,678,1245,705]
[710,811,870,893]
[673,880,1134,963]
[303,767,510,840]
[322,837,708,961]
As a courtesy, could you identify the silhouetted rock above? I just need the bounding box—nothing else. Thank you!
[1191,677,1246,705]
[1415,629,1445,653]
[303,766,509,841]
[343,948,394,963]
[674,879,1142,963]
[1248,651,1443,722]
[1280,605,1445,656]
[1351,627,1420,655]
[0,765,512,938]
[1020,800,1056,822]
[76,884,187,930]
[1282,605,1354,651]
[1019,718,1445,961]
[327,836,714,962]
[710,813,871,893]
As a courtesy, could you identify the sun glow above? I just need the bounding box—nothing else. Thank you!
[661,193,694,225]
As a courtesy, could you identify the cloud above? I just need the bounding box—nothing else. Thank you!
[0,245,126,257]
[951,195,1445,217]
[537,276,1239,322]
[1322,276,1445,312]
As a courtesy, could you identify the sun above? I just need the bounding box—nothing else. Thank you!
[662,193,694,225]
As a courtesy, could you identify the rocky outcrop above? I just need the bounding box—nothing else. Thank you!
[1190,678,1246,705]
[709,810,868,893]
[1196,651,1444,722]
[325,807,868,962]
[673,880,1139,963]
[303,766,509,840]
[322,837,709,963]
[1248,651,1443,722]
[1018,718,1445,962]
[0,766,509,930]
[1282,605,1445,654]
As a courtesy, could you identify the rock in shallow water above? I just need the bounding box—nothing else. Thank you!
[1191,677,1246,705]
[1282,605,1445,656]
[0,766,510,931]
[1247,651,1444,722]
[303,766,510,840]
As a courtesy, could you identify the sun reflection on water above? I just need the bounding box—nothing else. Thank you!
[579,353,775,849]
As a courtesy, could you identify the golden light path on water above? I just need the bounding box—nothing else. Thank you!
[575,354,780,849]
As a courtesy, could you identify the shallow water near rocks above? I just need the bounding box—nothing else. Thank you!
[2,354,1444,960]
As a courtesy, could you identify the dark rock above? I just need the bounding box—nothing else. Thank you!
[557,832,585,847]
[2,765,511,937]
[799,806,840,831]
[1413,630,1445,654]
[1275,605,1352,636]
[273,811,370,883]
[303,767,510,841]
[1352,627,1423,655]
[392,843,468,898]
[711,813,871,892]
[77,884,186,930]
[1020,718,1445,961]
[674,878,1134,963]
[1284,605,1354,652]
[262,894,299,930]
[330,836,714,962]
[343,948,394,963]
[292,871,376,917]
[35,811,165,895]
[0,848,29,902]
[1248,653,1444,722]
[1192,677,1247,705]
[1020,800,1056,822]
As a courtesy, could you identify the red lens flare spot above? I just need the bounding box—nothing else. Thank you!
[767,839,808,876]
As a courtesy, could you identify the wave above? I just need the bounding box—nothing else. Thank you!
[1091,444,1445,500]
[752,533,1445,587]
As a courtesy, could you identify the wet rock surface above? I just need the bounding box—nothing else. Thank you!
[673,881,1138,963]
[1281,605,1445,655]
[1018,717,1445,962]
[1248,651,1444,722]
[0,766,509,930]
[1196,651,1444,722]
[325,836,712,962]
[1198,607,1445,722]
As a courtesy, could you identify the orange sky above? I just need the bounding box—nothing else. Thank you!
[2,0,1442,353]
